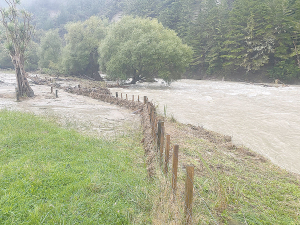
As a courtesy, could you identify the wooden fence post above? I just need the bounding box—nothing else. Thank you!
[56,90,58,98]
[144,96,147,104]
[132,95,134,101]
[185,166,194,225]
[121,93,123,99]
[116,92,118,98]
[51,86,53,94]
[151,108,155,137]
[172,145,179,192]
[165,134,170,174]
[154,118,158,142]
[157,121,164,151]
[138,95,140,102]
[160,126,165,165]
[126,94,128,100]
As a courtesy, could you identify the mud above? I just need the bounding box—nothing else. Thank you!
[0,72,140,137]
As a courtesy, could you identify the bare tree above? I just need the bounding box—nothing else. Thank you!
[0,0,34,98]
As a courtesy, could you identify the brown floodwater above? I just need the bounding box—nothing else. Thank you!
[0,73,139,138]
[111,79,300,174]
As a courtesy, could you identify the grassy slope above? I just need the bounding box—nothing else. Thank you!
[161,119,300,224]
[0,110,154,224]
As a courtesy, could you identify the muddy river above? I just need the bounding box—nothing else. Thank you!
[111,79,300,174]
[1,72,299,174]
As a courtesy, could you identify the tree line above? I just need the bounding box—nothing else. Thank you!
[0,1,192,85]
[1,0,300,83]
[121,0,300,82]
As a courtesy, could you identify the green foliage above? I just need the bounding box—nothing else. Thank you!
[24,41,39,71]
[38,29,62,71]
[0,5,38,71]
[123,0,160,18]
[0,25,13,69]
[0,2,35,58]
[61,16,107,78]
[188,0,229,74]
[12,0,300,82]
[223,0,276,71]
[0,110,155,224]
[270,60,300,81]
[99,16,192,83]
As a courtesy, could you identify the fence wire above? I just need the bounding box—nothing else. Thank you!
[27,76,300,224]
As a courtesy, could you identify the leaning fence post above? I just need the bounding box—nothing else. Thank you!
[185,166,194,225]
[144,96,148,104]
[172,145,179,193]
[165,134,170,174]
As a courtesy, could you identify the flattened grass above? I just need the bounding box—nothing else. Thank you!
[0,110,153,224]
[156,119,300,224]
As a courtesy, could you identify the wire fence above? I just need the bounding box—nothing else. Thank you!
[113,92,299,225]
[30,76,300,224]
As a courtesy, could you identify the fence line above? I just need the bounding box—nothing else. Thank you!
[31,75,219,224]
[33,76,293,224]
[105,93,213,224]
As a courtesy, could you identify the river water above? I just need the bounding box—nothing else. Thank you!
[111,79,300,174]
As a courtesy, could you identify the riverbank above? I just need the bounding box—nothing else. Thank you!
[184,69,300,85]
[110,78,300,175]
[154,116,300,224]
[1,72,300,224]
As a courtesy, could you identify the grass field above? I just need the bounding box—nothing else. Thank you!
[0,110,154,224]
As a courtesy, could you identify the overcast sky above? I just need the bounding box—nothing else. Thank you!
[0,0,40,7]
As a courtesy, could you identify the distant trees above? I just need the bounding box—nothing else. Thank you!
[38,29,62,72]
[2,0,300,82]
[31,15,191,83]
[61,16,107,79]
[118,0,300,81]
[0,25,13,69]
[22,0,119,30]
[99,16,192,84]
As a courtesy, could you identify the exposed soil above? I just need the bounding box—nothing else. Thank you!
[0,72,140,137]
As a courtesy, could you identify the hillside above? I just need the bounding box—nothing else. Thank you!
[1,0,300,83]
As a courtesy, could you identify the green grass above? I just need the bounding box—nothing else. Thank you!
[189,138,300,224]
[160,120,300,224]
[0,110,154,224]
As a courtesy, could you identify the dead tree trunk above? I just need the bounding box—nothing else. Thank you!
[1,0,35,98]
[13,55,34,97]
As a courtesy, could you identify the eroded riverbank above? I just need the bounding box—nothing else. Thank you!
[111,79,300,174]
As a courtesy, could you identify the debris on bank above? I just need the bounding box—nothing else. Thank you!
[31,75,143,111]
